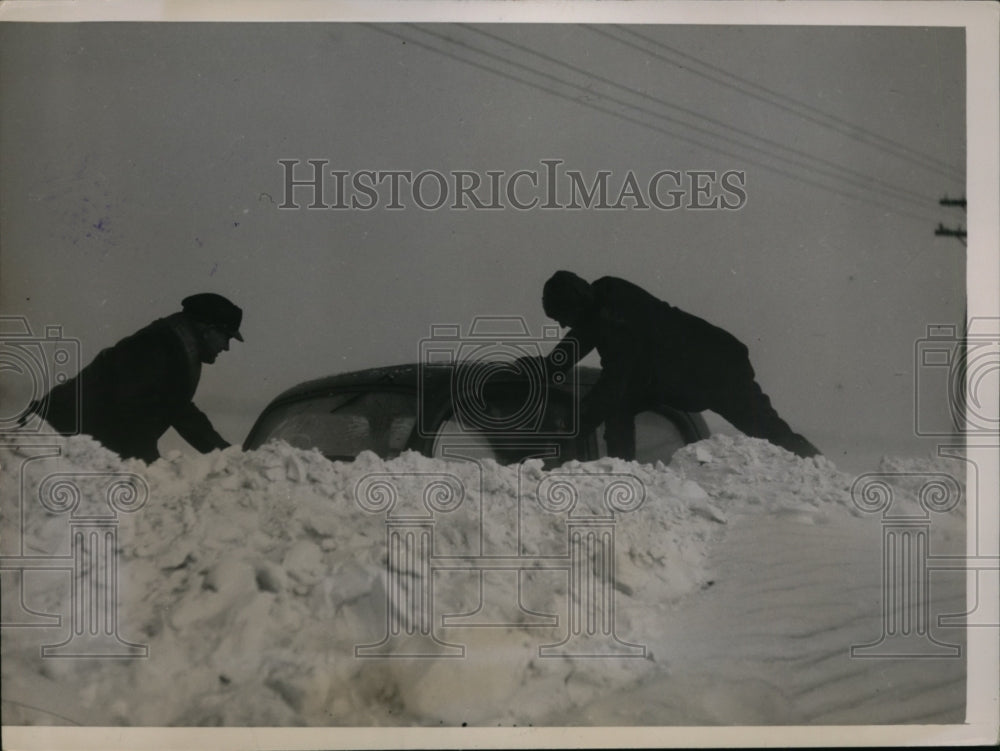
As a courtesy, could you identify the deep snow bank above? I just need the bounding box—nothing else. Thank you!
[0,434,952,726]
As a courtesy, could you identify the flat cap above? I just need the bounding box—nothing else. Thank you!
[181,293,244,342]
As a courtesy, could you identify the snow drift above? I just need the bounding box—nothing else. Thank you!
[1,434,966,726]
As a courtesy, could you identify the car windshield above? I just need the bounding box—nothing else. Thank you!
[252,391,417,460]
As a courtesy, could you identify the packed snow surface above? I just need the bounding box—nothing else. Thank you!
[1,434,966,726]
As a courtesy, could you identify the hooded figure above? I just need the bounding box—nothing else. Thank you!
[25,293,244,463]
[541,271,820,460]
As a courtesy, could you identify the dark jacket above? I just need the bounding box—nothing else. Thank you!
[34,313,229,463]
[548,276,751,422]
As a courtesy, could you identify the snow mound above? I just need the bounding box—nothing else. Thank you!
[876,452,968,515]
[0,432,876,726]
[670,434,854,519]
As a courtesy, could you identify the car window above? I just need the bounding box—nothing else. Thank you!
[430,388,582,468]
[253,391,417,460]
[595,410,688,465]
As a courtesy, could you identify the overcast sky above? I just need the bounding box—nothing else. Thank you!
[0,21,968,471]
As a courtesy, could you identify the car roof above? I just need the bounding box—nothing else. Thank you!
[264,362,601,405]
[244,362,711,453]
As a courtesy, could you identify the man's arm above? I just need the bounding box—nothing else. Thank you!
[171,402,231,453]
[545,326,596,374]
[578,358,632,433]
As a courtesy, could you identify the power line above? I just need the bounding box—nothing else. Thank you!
[460,24,939,210]
[365,24,931,223]
[602,24,965,182]
[403,23,934,222]
[594,25,965,184]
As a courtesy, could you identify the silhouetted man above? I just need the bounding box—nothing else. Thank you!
[540,271,820,460]
[25,293,244,463]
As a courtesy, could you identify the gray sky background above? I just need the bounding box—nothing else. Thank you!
[0,22,967,471]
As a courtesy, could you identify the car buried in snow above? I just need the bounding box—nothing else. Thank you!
[243,363,709,467]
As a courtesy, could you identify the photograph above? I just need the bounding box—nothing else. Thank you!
[1,1,997,748]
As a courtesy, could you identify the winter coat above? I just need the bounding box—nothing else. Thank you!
[34,312,230,462]
[548,275,752,424]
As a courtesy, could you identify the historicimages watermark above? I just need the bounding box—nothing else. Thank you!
[277,158,747,212]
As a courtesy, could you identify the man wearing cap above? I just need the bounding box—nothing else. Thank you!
[538,271,820,460]
[27,293,244,463]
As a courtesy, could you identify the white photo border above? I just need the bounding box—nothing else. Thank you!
[1,1,997,748]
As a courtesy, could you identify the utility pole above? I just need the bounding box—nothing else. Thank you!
[935,195,967,245]
[934,196,968,408]
[934,222,967,241]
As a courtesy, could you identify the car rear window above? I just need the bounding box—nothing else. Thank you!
[251,391,417,461]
